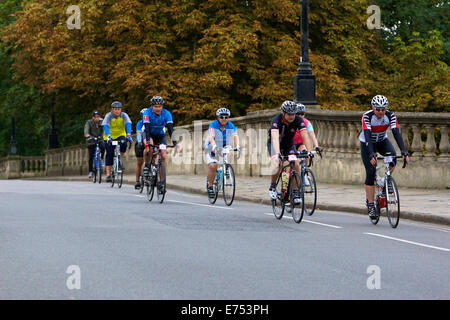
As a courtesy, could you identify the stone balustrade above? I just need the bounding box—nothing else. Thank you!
[163,109,449,188]
[3,108,448,188]
[0,155,46,179]
[20,156,46,177]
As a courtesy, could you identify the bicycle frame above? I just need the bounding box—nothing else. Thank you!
[94,142,103,171]
[112,141,122,175]
[375,154,404,208]
[278,153,308,199]
[213,146,239,190]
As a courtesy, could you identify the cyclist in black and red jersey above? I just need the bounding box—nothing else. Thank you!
[268,100,313,204]
[360,95,409,219]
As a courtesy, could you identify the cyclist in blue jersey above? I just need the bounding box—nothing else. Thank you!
[204,108,241,199]
[134,108,147,189]
[143,96,178,192]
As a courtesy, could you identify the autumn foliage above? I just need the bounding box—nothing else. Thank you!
[0,0,448,155]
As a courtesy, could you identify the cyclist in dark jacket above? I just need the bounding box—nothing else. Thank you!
[84,111,105,178]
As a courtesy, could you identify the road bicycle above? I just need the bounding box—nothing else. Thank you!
[146,144,176,204]
[372,152,407,228]
[271,151,314,223]
[87,136,104,184]
[206,145,240,206]
[110,139,132,188]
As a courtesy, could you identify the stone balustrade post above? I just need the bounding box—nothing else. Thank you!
[437,125,449,162]
[424,125,437,157]
[410,124,423,156]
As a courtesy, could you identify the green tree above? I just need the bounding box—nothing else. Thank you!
[383,31,449,112]
[376,0,450,64]
[0,0,50,157]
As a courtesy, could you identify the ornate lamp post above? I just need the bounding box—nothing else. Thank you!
[9,117,17,155]
[48,112,59,149]
[293,0,317,105]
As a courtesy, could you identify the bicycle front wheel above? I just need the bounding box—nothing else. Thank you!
[118,170,123,188]
[386,176,400,228]
[290,172,305,223]
[147,169,156,202]
[97,158,102,184]
[272,173,285,220]
[157,162,166,203]
[223,164,235,206]
[303,168,317,216]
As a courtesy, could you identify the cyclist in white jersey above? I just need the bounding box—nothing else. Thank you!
[359,95,409,219]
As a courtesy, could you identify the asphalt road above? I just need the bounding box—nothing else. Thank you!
[0,180,449,299]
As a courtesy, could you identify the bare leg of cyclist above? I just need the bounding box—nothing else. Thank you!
[207,163,217,187]
[136,157,143,182]
[160,150,167,183]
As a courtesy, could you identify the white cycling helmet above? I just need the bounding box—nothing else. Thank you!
[140,108,147,116]
[371,95,389,109]
[216,108,231,117]
[296,103,306,113]
[281,100,297,114]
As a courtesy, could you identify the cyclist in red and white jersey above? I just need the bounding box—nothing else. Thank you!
[359,95,409,219]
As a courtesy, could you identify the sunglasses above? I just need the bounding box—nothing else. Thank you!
[219,116,229,119]
[298,113,305,116]
[375,108,386,111]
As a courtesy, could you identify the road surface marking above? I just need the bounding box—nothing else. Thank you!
[364,233,450,252]
[167,200,233,210]
[263,213,342,228]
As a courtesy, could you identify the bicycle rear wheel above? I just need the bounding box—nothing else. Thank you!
[272,173,285,220]
[386,177,400,228]
[372,198,381,225]
[157,162,166,203]
[290,172,305,223]
[139,175,144,193]
[303,168,317,216]
[223,164,235,206]
[207,173,219,205]
[92,168,97,183]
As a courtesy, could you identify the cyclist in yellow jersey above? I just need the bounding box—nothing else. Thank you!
[102,101,132,183]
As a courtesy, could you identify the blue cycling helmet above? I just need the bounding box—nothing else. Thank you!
[111,101,123,108]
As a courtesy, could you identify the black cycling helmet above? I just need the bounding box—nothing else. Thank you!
[111,101,123,109]
[281,100,298,114]
[150,96,164,106]
[92,111,101,116]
